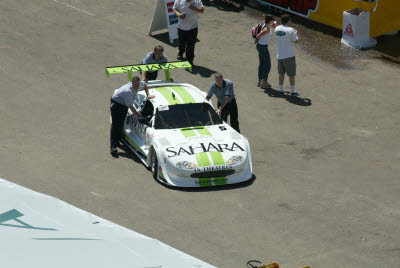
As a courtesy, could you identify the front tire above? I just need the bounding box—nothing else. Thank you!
[151,149,158,180]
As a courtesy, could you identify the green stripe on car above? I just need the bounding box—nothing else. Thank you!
[180,128,197,138]
[169,86,195,103]
[208,152,227,185]
[180,127,211,138]
[195,152,210,167]
[199,178,212,187]
[194,127,211,136]
[209,151,225,165]
[154,87,181,105]
[195,152,228,186]
[213,177,227,185]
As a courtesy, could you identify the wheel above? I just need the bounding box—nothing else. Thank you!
[151,148,158,180]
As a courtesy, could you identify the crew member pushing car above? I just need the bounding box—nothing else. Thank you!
[206,73,240,133]
[109,76,155,157]
[141,45,174,82]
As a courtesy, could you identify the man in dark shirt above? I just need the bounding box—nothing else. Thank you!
[141,45,173,82]
[206,73,240,133]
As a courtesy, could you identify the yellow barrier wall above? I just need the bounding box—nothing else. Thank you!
[258,0,400,37]
[369,0,400,37]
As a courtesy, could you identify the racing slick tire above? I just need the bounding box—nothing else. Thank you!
[151,148,158,180]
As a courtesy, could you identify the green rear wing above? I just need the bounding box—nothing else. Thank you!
[105,61,192,82]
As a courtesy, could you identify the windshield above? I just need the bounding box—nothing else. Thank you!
[154,103,223,129]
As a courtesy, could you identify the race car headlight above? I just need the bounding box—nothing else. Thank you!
[176,161,198,169]
[226,156,244,165]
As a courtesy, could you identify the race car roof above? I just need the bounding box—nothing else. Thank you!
[147,82,208,108]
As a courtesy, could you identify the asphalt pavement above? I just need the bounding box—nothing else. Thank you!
[1,0,399,267]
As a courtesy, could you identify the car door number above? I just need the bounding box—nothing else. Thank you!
[129,115,146,135]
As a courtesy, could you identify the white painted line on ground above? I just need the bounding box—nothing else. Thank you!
[90,191,105,198]
[51,0,95,16]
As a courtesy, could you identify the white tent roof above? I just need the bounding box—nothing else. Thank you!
[0,178,216,268]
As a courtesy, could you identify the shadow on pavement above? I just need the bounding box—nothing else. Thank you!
[150,32,179,48]
[158,174,256,191]
[263,88,312,107]
[373,35,400,66]
[203,0,245,12]
[115,143,143,164]
[186,64,217,78]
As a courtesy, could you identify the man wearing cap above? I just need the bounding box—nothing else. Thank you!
[141,45,173,82]
[206,73,240,133]
[172,0,204,66]
[109,76,155,157]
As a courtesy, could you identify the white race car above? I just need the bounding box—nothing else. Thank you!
[106,62,253,187]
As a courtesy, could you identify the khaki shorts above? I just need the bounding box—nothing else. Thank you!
[277,56,296,76]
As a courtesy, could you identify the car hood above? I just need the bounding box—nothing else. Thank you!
[154,125,248,168]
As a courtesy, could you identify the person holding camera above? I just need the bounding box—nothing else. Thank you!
[173,0,204,66]
[109,76,155,157]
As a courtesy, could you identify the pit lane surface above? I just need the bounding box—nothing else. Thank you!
[1,1,400,267]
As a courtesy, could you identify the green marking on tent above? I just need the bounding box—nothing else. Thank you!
[169,86,195,104]
[195,152,210,167]
[155,87,181,105]
[209,151,225,165]
[180,128,197,138]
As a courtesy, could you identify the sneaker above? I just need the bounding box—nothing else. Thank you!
[261,81,272,89]
[110,147,118,157]
[177,54,183,60]
[290,91,300,96]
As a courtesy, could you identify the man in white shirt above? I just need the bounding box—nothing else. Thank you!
[275,14,300,96]
[109,76,155,157]
[173,0,204,66]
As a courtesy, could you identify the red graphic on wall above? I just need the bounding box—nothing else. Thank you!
[344,24,354,37]
[167,1,174,14]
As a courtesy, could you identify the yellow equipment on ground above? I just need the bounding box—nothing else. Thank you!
[247,260,310,268]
